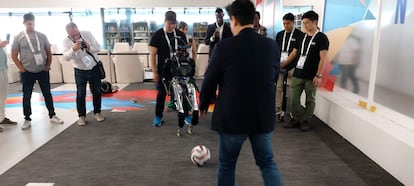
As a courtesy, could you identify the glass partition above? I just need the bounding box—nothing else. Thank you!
[374,0,414,118]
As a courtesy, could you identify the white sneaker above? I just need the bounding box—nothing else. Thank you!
[95,113,105,122]
[77,116,86,126]
[21,120,31,130]
[50,115,64,124]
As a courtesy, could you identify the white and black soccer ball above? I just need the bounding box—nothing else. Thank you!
[190,145,211,167]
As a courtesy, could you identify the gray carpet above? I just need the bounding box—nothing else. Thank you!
[0,83,402,186]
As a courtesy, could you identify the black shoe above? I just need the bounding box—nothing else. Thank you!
[283,119,300,128]
[0,118,18,125]
[300,120,312,131]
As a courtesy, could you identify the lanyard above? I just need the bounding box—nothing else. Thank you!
[24,31,41,53]
[164,28,177,58]
[300,31,319,56]
[282,29,295,52]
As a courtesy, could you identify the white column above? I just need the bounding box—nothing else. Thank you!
[367,0,383,109]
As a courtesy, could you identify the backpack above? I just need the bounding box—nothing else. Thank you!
[101,80,117,94]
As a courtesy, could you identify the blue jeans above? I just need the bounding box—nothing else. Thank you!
[74,66,102,117]
[217,132,282,186]
[20,70,55,120]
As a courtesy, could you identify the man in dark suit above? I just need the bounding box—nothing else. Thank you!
[205,8,233,59]
[199,0,282,185]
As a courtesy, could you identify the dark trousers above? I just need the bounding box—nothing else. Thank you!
[74,66,102,117]
[217,132,282,186]
[21,70,55,120]
[155,80,169,118]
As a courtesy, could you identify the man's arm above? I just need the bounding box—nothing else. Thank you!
[281,49,297,69]
[0,41,8,48]
[205,25,216,45]
[45,47,52,71]
[11,49,25,72]
[87,31,100,54]
[313,49,328,86]
[149,46,159,82]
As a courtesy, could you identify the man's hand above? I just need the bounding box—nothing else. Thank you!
[313,77,322,86]
[214,31,220,39]
[0,40,9,47]
[18,68,26,73]
[72,41,82,51]
[44,66,51,71]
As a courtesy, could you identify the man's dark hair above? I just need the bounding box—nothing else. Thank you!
[255,11,261,19]
[283,13,295,21]
[178,21,188,30]
[23,13,35,23]
[215,8,224,14]
[225,0,256,26]
[302,10,318,21]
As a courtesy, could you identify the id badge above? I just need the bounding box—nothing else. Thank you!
[281,52,288,63]
[81,55,94,69]
[34,53,44,65]
[296,56,306,69]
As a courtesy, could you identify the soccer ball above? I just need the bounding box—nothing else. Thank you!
[190,145,211,166]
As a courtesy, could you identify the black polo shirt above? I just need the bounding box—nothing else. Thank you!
[275,28,304,71]
[293,32,329,80]
[149,28,187,75]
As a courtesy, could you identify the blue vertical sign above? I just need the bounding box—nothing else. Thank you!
[395,0,407,24]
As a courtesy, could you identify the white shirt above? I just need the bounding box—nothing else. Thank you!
[63,31,100,70]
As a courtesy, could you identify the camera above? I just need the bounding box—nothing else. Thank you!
[80,41,88,49]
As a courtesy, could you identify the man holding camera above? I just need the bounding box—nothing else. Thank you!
[63,22,104,126]
[12,13,63,130]
[149,11,187,127]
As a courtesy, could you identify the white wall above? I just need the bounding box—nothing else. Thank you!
[315,89,414,185]
[281,0,326,31]
[0,0,233,8]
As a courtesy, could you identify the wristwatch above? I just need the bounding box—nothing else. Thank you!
[315,74,322,78]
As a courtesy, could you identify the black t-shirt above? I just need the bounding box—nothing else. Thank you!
[149,28,187,74]
[293,32,329,80]
[275,28,304,71]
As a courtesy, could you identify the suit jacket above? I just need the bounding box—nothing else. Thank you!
[199,28,281,134]
[205,22,233,58]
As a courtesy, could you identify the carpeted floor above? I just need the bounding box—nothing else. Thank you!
[0,83,402,186]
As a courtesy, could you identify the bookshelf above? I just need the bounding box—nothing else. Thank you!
[132,21,150,43]
[104,22,119,50]
[193,22,208,44]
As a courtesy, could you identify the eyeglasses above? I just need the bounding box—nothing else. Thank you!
[302,21,313,25]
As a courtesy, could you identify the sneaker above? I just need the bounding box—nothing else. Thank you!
[152,116,163,127]
[50,115,64,124]
[283,118,300,128]
[77,116,86,126]
[187,125,193,135]
[0,118,18,125]
[95,113,105,122]
[184,115,192,126]
[0,126,3,132]
[21,120,31,130]
[177,128,183,137]
[300,120,312,131]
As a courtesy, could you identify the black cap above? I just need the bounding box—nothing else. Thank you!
[165,11,177,23]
